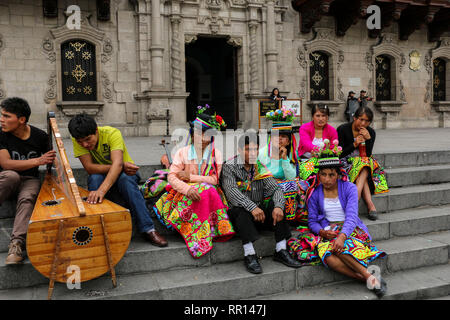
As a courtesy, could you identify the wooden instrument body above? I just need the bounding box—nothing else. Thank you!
[26,113,132,285]
[27,178,132,283]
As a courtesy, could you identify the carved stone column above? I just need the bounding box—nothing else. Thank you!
[150,0,164,89]
[265,0,278,91]
[248,21,259,94]
[171,16,182,91]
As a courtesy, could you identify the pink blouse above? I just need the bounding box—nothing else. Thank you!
[168,145,223,195]
[298,121,338,157]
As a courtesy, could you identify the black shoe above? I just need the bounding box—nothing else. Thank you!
[368,211,378,221]
[244,254,262,274]
[273,249,303,268]
[373,277,387,298]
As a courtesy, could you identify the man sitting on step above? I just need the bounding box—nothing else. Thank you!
[0,97,56,265]
[220,133,302,274]
[67,113,168,247]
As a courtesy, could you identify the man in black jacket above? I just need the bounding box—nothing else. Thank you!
[344,91,358,122]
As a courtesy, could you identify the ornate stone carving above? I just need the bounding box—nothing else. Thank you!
[44,72,57,103]
[42,37,56,62]
[0,78,5,99]
[337,50,344,70]
[424,52,432,75]
[297,46,307,69]
[399,80,406,102]
[299,77,307,99]
[101,38,113,63]
[337,77,345,101]
[185,34,198,44]
[365,51,373,71]
[171,17,182,90]
[424,79,431,103]
[227,36,243,48]
[301,27,343,101]
[102,72,113,103]
[206,0,222,9]
[248,22,259,93]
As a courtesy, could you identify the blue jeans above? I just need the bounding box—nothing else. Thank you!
[88,172,155,233]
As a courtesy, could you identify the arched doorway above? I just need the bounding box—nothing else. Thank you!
[185,36,238,129]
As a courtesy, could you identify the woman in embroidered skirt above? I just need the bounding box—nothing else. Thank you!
[337,106,389,221]
[293,154,387,297]
[154,106,235,258]
[259,110,307,223]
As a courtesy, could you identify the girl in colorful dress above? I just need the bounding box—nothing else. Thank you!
[154,106,235,258]
[337,106,389,221]
[298,104,338,161]
[290,146,387,298]
[259,108,307,223]
[296,104,340,226]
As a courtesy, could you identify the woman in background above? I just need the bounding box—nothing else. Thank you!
[337,106,389,221]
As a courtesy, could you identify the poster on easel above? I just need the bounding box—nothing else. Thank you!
[281,99,303,125]
[258,100,279,129]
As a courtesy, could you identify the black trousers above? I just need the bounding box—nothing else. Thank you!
[228,200,291,245]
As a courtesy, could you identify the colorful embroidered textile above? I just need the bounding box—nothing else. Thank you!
[317,222,386,268]
[140,169,169,199]
[342,156,389,195]
[235,159,273,192]
[298,157,319,181]
[288,222,385,267]
[287,228,321,266]
[275,178,298,220]
[154,183,235,258]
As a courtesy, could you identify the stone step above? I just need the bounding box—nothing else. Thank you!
[256,262,450,300]
[1,203,449,254]
[359,182,450,214]
[374,150,450,169]
[1,230,449,300]
[0,228,449,293]
[385,164,450,188]
[361,205,450,241]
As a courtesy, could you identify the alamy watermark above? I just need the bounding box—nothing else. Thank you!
[66,265,81,289]
[366,5,381,30]
[66,5,81,30]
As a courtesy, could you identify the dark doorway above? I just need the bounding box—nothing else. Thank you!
[185,36,238,129]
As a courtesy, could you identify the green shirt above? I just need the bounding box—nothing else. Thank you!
[72,126,133,165]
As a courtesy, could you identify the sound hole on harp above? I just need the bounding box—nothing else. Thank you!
[73,227,93,246]
[42,199,61,206]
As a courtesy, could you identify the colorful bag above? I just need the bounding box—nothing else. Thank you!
[140,169,169,199]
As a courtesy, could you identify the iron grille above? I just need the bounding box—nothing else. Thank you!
[61,40,97,101]
[375,55,391,101]
[309,51,330,100]
[433,58,446,102]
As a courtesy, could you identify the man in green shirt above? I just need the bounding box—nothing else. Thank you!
[68,114,168,247]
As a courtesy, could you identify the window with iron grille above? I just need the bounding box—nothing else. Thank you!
[375,55,391,101]
[433,58,446,102]
[309,51,330,101]
[61,39,97,101]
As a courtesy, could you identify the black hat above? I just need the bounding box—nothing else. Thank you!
[315,156,344,169]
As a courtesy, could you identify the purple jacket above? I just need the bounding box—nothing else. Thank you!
[307,180,371,239]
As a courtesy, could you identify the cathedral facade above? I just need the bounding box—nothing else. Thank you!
[0,0,449,137]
